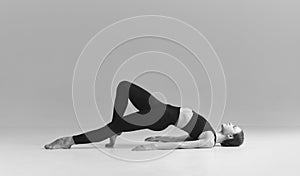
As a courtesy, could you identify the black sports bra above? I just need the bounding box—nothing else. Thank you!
[180,110,217,146]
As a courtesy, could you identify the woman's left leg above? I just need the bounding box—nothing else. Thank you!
[44,81,175,149]
[71,81,167,145]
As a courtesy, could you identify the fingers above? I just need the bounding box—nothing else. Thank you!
[144,136,161,142]
[105,143,114,148]
[132,145,146,151]
[144,137,153,141]
[132,144,156,151]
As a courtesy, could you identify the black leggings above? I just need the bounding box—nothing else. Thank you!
[72,80,181,144]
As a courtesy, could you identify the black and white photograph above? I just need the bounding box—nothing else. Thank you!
[1,1,299,176]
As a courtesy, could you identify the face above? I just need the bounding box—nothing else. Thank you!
[220,122,242,136]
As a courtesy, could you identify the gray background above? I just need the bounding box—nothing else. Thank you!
[0,0,299,128]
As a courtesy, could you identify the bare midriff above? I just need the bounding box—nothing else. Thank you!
[175,107,193,128]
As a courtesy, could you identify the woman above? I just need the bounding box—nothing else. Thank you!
[44,80,244,151]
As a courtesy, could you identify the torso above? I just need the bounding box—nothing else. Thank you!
[175,107,216,144]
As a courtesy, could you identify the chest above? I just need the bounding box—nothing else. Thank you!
[176,108,214,140]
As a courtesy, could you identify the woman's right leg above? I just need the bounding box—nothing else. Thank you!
[71,81,166,145]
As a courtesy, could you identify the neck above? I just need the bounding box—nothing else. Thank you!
[216,131,227,144]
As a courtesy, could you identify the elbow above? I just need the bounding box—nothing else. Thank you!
[199,139,214,148]
[207,143,214,148]
[207,140,215,148]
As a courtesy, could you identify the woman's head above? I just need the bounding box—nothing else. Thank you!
[219,123,244,147]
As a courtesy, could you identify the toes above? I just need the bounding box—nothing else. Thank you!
[44,144,53,149]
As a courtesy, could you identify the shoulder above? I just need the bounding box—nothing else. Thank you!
[199,130,214,139]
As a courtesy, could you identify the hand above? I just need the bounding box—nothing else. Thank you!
[132,143,156,151]
[144,136,163,142]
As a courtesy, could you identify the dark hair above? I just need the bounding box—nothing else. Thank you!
[220,130,244,147]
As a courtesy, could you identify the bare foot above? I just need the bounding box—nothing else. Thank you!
[44,136,74,149]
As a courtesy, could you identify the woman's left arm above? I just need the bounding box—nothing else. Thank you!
[132,138,214,151]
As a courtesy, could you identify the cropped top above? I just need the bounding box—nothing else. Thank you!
[179,110,217,146]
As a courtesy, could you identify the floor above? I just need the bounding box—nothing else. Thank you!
[1,126,299,176]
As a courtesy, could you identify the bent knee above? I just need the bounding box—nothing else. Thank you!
[117,80,131,90]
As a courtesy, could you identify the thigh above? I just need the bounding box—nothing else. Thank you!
[125,105,175,131]
[108,104,177,133]
[148,104,177,131]
[112,105,166,131]
[127,81,165,110]
[126,106,167,126]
